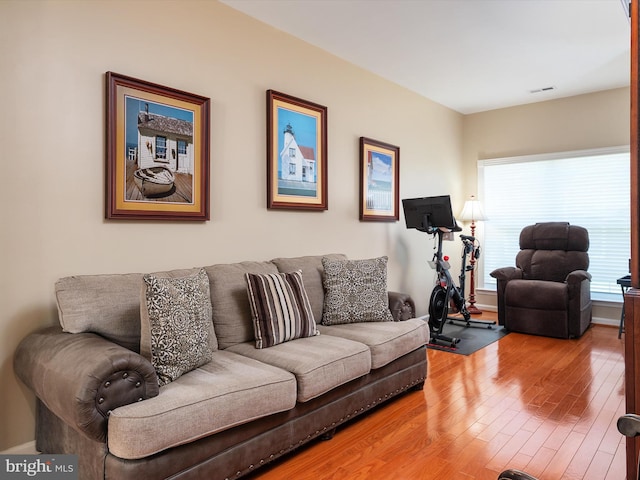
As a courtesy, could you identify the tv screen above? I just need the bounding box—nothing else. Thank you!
[402,195,458,232]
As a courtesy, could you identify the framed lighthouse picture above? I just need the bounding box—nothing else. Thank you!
[359,137,399,222]
[266,90,328,211]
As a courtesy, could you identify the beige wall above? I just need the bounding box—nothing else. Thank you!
[462,87,630,319]
[0,0,465,450]
[1,0,629,452]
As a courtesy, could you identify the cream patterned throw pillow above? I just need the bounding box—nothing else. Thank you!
[321,256,394,325]
[141,268,215,386]
[246,270,318,349]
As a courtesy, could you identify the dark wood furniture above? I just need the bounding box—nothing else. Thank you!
[625,1,640,479]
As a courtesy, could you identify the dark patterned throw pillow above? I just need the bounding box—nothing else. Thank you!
[245,270,318,349]
[321,256,393,325]
[142,268,215,386]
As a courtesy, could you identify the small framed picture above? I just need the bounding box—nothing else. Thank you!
[266,90,328,211]
[106,72,210,220]
[359,137,400,222]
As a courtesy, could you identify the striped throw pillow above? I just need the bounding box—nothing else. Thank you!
[245,270,318,349]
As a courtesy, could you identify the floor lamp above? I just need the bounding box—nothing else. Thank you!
[459,196,486,315]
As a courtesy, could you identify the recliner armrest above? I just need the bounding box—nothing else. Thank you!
[14,326,159,443]
[490,267,523,326]
[490,266,523,282]
[388,291,415,321]
[565,270,591,284]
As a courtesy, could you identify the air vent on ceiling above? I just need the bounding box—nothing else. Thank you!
[529,86,556,94]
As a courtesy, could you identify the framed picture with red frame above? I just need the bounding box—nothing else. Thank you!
[266,90,328,211]
[106,72,210,221]
[359,137,399,222]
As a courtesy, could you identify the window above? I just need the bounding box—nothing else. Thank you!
[155,136,167,159]
[289,163,296,175]
[289,147,296,158]
[479,147,630,301]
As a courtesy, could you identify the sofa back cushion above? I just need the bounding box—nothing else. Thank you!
[56,273,145,352]
[205,261,279,349]
[56,267,201,353]
[271,254,347,322]
[54,255,348,353]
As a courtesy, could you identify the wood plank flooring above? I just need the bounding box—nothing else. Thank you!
[249,314,626,479]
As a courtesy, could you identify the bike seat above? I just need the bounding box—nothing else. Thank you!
[438,221,462,233]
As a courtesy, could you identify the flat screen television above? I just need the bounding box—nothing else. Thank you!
[402,195,458,232]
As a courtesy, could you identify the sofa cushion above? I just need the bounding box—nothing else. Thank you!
[107,350,296,460]
[140,268,216,386]
[318,318,428,369]
[321,256,394,325]
[227,335,371,402]
[246,270,318,348]
[55,273,145,352]
[205,261,279,349]
[271,254,347,321]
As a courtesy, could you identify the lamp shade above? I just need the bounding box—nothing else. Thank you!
[459,196,487,222]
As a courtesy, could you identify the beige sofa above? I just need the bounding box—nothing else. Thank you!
[14,254,428,480]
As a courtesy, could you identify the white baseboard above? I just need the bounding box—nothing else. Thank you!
[1,440,38,455]
[592,316,620,328]
[461,305,619,329]
[472,303,497,313]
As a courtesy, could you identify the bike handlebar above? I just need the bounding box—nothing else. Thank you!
[460,234,475,242]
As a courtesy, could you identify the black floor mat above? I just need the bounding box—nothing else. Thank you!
[426,318,508,355]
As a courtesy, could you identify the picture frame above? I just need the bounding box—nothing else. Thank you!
[266,90,328,210]
[359,137,400,222]
[106,72,210,220]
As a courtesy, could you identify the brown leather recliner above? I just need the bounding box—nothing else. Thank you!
[490,222,592,338]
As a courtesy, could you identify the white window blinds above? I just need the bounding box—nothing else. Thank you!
[479,147,630,300]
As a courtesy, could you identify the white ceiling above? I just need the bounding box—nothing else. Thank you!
[220,0,631,114]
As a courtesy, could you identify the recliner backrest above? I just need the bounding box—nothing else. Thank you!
[515,222,589,282]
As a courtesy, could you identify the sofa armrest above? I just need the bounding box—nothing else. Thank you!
[388,291,415,321]
[14,326,159,443]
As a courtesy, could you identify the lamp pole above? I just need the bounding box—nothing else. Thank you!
[459,196,486,315]
[466,219,482,315]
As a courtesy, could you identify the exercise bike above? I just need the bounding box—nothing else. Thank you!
[401,195,495,348]
[427,227,494,347]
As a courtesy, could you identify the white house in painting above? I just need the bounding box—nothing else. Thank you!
[137,104,194,175]
[279,123,315,183]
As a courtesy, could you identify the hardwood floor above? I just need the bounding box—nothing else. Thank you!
[250,313,626,480]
